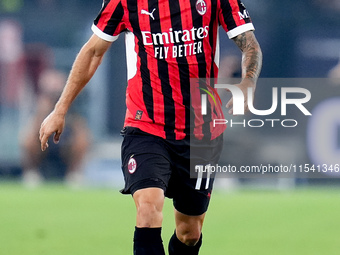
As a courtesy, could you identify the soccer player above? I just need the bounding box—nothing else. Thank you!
[39,0,262,254]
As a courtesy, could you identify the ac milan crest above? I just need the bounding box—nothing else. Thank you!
[196,0,207,16]
[135,110,143,120]
[128,157,137,174]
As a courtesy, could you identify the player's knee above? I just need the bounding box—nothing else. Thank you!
[177,228,202,246]
[136,201,163,227]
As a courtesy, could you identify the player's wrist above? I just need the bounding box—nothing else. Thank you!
[54,101,69,116]
[240,78,256,89]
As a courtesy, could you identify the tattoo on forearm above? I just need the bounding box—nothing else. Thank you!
[233,32,262,80]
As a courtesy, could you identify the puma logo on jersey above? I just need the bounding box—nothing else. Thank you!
[141,8,156,20]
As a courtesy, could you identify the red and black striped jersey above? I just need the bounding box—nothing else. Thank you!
[92,0,254,140]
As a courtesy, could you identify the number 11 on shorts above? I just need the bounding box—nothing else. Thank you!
[195,164,212,190]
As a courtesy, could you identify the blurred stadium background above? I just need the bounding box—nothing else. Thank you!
[1,0,340,254]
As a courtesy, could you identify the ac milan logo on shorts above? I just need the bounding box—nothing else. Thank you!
[128,157,137,174]
[196,0,207,15]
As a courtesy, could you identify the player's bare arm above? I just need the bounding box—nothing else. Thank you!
[226,31,263,114]
[39,34,112,151]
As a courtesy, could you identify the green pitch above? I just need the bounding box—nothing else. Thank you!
[1,183,339,255]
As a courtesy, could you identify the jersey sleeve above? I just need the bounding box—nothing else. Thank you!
[218,0,255,39]
[92,0,126,42]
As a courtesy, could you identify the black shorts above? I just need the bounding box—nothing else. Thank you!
[120,127,223,216]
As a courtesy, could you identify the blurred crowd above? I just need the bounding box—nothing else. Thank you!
[0,19,90,187]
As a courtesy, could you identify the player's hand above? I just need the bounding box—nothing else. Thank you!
[39,111,65,151]
[225,79,255,115]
